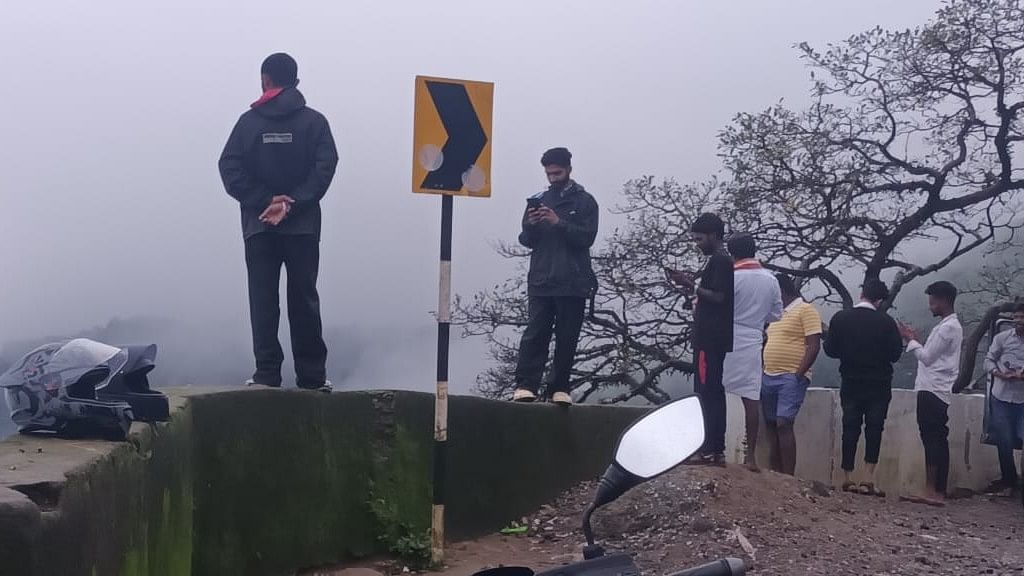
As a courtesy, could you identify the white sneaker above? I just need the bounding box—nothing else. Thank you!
[299,380,333,393]
[512,388,537,402]
[551,391,573,406]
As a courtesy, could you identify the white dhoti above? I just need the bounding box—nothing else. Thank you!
[723,344,762,400]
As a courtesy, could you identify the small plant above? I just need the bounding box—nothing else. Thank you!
[368,486,431,568]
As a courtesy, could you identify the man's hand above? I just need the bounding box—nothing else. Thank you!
[526,207,544,225]
[260,195,295,226]
[665,268,696,292]
[897,322,918,343]
[533,206,560,225]
[993,369,1023,381]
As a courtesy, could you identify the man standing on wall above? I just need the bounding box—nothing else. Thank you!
[983,303,1024,496]
[722,233,782,471]
[512,147,599,406]
[761,274,822,476]
[219,53,339,391]
[823,279,904,496]
[898,281,963,506]
[668,213,734,466]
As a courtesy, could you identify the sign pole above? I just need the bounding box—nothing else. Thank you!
[412,75,492,567]
[432,193,453,566]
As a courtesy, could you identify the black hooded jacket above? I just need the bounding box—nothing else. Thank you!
[219,87,338,240]
[518,181,599,298]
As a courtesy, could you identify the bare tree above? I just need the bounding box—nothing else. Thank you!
[721,0,1024,309]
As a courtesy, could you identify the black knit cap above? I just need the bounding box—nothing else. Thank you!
[261,53,298,88]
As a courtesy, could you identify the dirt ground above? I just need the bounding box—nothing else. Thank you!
[316,465,1024,576]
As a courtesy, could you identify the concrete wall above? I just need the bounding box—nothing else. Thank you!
[0,397,194,576]
[723,388,1006,496]
[0,389,644,576]
[8,384,1005,575]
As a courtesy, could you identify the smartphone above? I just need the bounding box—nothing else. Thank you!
[526,197,543,210]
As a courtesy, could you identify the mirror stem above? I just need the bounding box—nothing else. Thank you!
[582,503,598,546]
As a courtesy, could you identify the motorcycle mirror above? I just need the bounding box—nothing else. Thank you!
[582,396,705,558]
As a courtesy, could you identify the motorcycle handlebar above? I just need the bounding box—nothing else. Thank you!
[666,558,746,576]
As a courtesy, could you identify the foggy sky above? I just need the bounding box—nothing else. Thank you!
[0,0,945,393]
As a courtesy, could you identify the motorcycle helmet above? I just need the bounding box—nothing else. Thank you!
[0,338,134,440]
[97,343,169,422]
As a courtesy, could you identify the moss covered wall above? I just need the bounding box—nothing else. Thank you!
[0,389,645,576]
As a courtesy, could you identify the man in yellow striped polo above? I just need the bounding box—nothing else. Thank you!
[761,274,822,475]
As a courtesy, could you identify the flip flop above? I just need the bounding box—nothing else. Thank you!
[859,482,886,497]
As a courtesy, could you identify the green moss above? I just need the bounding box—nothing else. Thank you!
[367,424,432,566]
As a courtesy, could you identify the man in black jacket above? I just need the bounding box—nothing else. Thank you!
[512,148,598,406]
[218,53,338,391]
[823,279,904,495]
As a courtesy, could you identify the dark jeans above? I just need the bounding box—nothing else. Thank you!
[990,396,1024,486]
[917,391,950,493]
[244,233,327,388]
[840,381,891,471]
[514,296,586,395]
[696,348,728,455]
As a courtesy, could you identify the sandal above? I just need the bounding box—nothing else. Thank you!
[859,482,886,497]
[841,481,858,494]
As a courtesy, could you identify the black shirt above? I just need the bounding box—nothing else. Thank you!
[692,249,735,353]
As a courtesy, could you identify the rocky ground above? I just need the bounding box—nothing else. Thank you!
[314,465,1024,576]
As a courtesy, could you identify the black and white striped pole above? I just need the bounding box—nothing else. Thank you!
[432,193,453,565]
[412,75,493,567]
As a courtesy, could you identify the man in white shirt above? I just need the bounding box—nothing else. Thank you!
[898,281,963,506]
[983,302,1024,495]
[722,234,782,471]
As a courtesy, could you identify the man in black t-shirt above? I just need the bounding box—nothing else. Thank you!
[668,212,734,465]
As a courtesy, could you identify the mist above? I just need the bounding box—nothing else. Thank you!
[0,0,948,423]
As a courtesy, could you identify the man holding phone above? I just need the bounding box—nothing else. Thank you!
[512,147,599,406]
[667,213,734,466]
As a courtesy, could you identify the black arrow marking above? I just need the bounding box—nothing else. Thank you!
[421,81,488,192]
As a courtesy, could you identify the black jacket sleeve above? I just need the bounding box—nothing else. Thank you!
[519,207,538,248]
[554,195,599,249]
[289,116,338,205]
[218,117,273,211]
